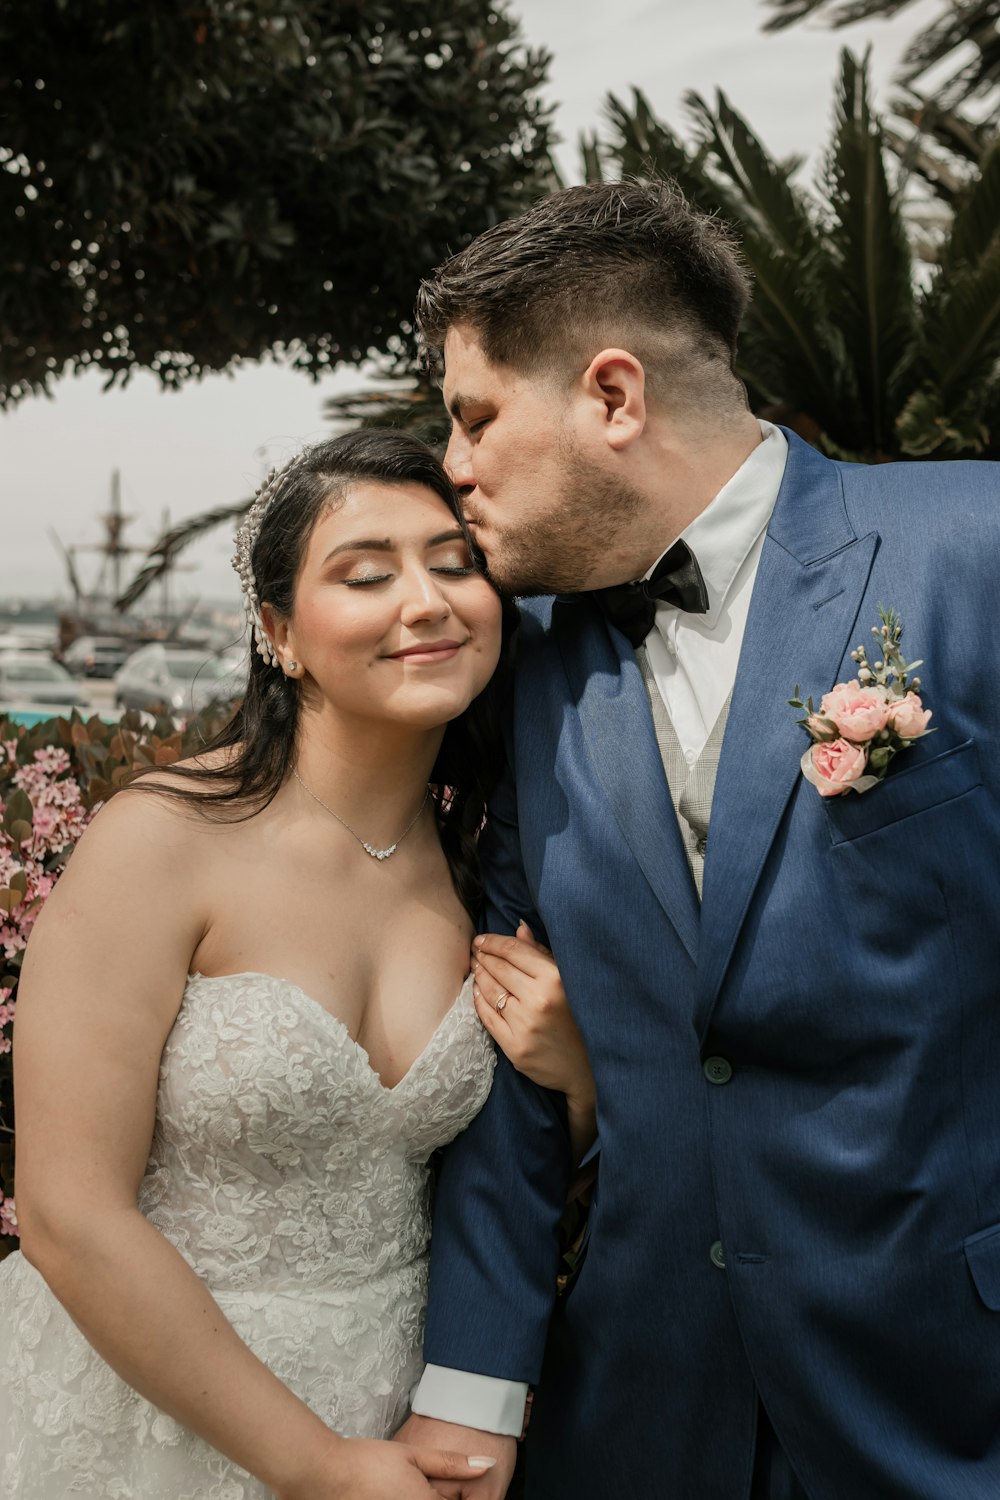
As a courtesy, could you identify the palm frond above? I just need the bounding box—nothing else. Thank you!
[762,0,823,26]
[892,95,993,170]
[598,90,721,214]
[821,49,916,448]
[765,0,1000,112]
[886,131,968,208]
[898,1,1000,105]
[895,385,991,456]
[735,232,858,439]
[685,89,817,259]
[943,138,1000,271]
[763,0,915,32]
[115,501,250,613]
[921,238,1000,400]
[322,383,449,447]
[885,127,972,208]
[977,372,1000,457]
[580,132,605,184]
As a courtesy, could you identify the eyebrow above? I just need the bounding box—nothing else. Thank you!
[323,528,468,562]
[446,392,487,421]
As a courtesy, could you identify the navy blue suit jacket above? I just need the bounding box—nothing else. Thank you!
[424,432,1000,1499]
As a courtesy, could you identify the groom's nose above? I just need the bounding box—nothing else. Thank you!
[444,429,475,497]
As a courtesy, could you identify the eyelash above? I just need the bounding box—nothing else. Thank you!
[343,565,476,588]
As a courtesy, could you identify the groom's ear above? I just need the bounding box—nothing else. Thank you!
[581,348,647,452]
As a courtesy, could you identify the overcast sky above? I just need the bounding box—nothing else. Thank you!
[2,0,940,605]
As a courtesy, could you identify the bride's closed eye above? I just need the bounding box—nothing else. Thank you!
[343,572,392,588]
[430,559,476,577]
[342,562,475,587]
[340,535,476,587]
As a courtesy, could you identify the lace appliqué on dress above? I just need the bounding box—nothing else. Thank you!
[0,972,493,1498]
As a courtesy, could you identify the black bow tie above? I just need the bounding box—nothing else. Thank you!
[593,539,709,647]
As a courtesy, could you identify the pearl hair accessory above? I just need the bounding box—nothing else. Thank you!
[232,450,312,668]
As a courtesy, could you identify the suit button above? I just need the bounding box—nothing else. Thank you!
[710,1240,726,1270]
[703,1056,733,1085]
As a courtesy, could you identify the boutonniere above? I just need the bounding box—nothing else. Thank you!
[789,607,933,798]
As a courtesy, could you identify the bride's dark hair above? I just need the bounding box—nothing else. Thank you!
[130,429,517,919]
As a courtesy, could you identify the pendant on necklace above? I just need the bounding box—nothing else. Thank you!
[291,768,428,862]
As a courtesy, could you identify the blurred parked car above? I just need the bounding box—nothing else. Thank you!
[0,653,88,711]
[114,644,246,718]
[0,631,57,656]
[61,634,132,679]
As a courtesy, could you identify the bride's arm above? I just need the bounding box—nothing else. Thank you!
[13,792,489,1500]
[471,923,596,1164]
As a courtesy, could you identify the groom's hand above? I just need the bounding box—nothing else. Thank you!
[394,1415,515,1498]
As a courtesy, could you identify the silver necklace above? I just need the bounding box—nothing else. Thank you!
[292,770,430,861]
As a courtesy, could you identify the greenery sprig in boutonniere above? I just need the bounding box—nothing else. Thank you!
[789,607,933,798]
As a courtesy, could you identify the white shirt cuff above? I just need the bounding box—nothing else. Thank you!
[411,1364,529,1437]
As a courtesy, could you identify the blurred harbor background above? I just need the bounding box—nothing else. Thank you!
[2,0,990,726]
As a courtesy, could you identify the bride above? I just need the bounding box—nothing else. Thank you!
[0,431,595,1499]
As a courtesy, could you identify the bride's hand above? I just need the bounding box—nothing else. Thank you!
[277,1436,497,1499]
[472,922,595,1117]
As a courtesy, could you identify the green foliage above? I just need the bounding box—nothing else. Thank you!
[763,0,1000,112]
[763,0,1000,220]
[888,94,995,210]
[585,52,1000,461]
[0,0,554,406]
[323,369,452,449]
[822,52,917,452]
[116,500,251,612]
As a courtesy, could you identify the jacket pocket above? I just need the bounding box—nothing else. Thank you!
[964,1220,1000,1310]
[825,738,980,846]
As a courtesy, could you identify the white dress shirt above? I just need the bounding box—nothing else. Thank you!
[644,420,787,761]
[411,421,789,1436]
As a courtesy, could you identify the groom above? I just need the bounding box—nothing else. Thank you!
[395,180,1000,1498]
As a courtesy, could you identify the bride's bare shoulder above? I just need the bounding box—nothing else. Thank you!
[84,745,250,853]
[129,743,240,794]
[32,750,255,956]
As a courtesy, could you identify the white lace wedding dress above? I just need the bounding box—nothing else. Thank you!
[0,970,494,1498]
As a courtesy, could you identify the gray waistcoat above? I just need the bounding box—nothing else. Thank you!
[636,645,730,901]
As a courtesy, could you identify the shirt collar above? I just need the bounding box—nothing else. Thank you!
[646,420,788,628]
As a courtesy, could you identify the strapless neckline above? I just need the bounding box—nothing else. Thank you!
[184,969,473,1095]
[0,965,496,1495]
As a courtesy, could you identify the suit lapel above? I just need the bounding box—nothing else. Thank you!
[552,598,701,963]
[695,433,879,1036]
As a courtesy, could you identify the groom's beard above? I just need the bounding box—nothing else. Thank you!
[476,448,645,598]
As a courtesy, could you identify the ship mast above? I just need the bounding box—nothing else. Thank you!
[73,469,143,610]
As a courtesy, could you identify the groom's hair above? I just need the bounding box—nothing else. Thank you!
[416,179,752,400]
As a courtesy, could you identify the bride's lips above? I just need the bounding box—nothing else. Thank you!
[387,638,465,663]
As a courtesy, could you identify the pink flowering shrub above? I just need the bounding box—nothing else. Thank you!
[0,708,224,1259]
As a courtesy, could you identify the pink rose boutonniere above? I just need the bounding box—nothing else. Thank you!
[790,606,933,798]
